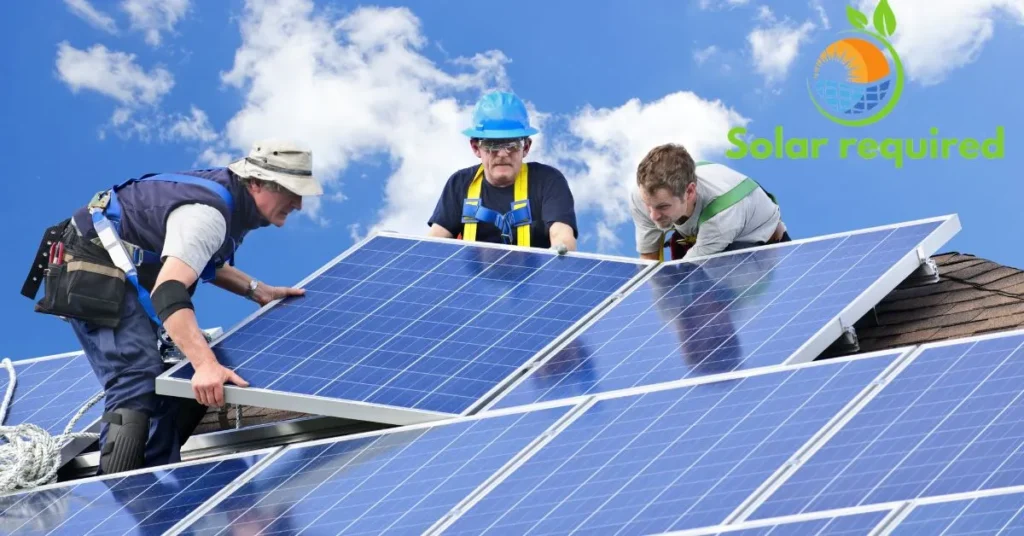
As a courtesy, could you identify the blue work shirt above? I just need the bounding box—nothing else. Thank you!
[428,162,579,249]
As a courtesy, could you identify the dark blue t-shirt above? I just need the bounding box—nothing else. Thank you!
[428,162,579,249]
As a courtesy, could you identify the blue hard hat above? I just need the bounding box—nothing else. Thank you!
[462,91,539,139]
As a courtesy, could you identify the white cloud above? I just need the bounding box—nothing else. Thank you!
[693,45,719,65]
[549,92,749,252]
[348,223,364,243]
[55,41,177,139]
[64,0,118,34]
[748,9,816,85]
[210,0,751,247]
[854,0,1024,85]
[214,0,509,228]
[595,222,622,253]
[165,106,218,142]
[111,107,133,126]
[121,0,190,46]
[55,42,173,106]
[811,0,831,29]
[699,0,751,9]
[198,147,234,167]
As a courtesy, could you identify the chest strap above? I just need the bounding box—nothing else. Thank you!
[461,164,531,247]
[88,173,235,326]
[659,162,778,262]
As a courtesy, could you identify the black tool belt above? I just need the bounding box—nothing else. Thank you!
[24,219,127,328]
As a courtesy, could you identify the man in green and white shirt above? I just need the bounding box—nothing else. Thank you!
[629,143,789,261]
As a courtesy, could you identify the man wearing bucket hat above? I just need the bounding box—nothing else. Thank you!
[427,91,579,254]
[22,139,323,474]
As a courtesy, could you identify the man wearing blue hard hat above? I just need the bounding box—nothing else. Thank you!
[427,91,578,254]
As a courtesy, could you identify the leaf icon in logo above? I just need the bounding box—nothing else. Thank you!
[872,0,897,37]
[846,5,868,30]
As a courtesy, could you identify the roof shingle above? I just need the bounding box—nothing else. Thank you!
[833,252,1024,356]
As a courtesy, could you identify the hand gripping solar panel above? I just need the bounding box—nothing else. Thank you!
[174,404,573,535]
[156,232,651,425]
[487,215,959,410]
[0,448,272,535]
[1,351,103,466]
[434,349,909,535]
[744,329,1024,522]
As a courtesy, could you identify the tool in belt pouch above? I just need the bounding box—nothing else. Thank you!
[23,218,126,328]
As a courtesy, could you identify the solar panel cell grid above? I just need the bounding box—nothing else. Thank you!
[892,490,1024,534]
[181,405,571,536]
[749,333,1024,520]
[0,452,265,535]
[442,353,898,535]
[701,510,889,535]
[2,353,101,437]
[162,235,646,420]
[490,219,952,410]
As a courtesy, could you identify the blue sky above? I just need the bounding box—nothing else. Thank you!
[1,0,1021,359]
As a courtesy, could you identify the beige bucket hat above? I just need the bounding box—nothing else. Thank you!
[228,139,323,196]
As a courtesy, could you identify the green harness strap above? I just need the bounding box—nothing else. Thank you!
[694,161,777,225]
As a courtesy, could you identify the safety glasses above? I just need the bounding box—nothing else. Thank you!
[478,138,526,155]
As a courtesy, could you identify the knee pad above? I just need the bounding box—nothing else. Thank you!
[100,408,149,474]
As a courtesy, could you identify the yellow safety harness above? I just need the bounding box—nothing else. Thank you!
[461,164,531,247]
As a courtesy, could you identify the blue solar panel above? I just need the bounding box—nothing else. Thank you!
[439,352,899,534]
[2,352,102,438]
[702,510,890,535]
[0,451,267,535]
[178,405,571,535]
[157,234,648,423]
[490,217,957,409]
[749,332,1024,520]
[892,490,1024,534]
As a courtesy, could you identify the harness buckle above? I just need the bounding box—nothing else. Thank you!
[87,190,112,211]
[508,199,532,226]
[462,198,483,223]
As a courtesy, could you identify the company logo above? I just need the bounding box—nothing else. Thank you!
[723,0,1006,168]
[809,0,903,126]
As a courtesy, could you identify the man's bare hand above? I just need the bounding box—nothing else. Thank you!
[253,284,305,306]
[192,362,249,407]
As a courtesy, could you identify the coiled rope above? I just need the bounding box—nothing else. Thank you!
[0,357,103,493]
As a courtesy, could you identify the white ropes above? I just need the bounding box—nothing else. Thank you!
[0,357,103,493]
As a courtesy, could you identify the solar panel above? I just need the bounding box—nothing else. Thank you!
[435,350,905,535]
[890,487,1024,534]
[690,509,891,535]
[745,330,1024,521]
[0,449,271,535]
[156,233,650,425]
[660,487,1024,534]
[2,351,103,465]
[487,215,959,410]
[175,404,573,535]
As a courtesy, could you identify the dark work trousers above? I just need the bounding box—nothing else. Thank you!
[68,283,185,471]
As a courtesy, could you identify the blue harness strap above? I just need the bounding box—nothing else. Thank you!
[91,173,236,326]
[104,173,235,275]
[461,198,532,244]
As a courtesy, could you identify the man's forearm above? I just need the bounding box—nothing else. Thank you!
[549,222,577,251]
[213,265,254,296]
[164,307,219,370]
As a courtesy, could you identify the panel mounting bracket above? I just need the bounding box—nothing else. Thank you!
[899,248,940,287]
[832,323,860,354]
